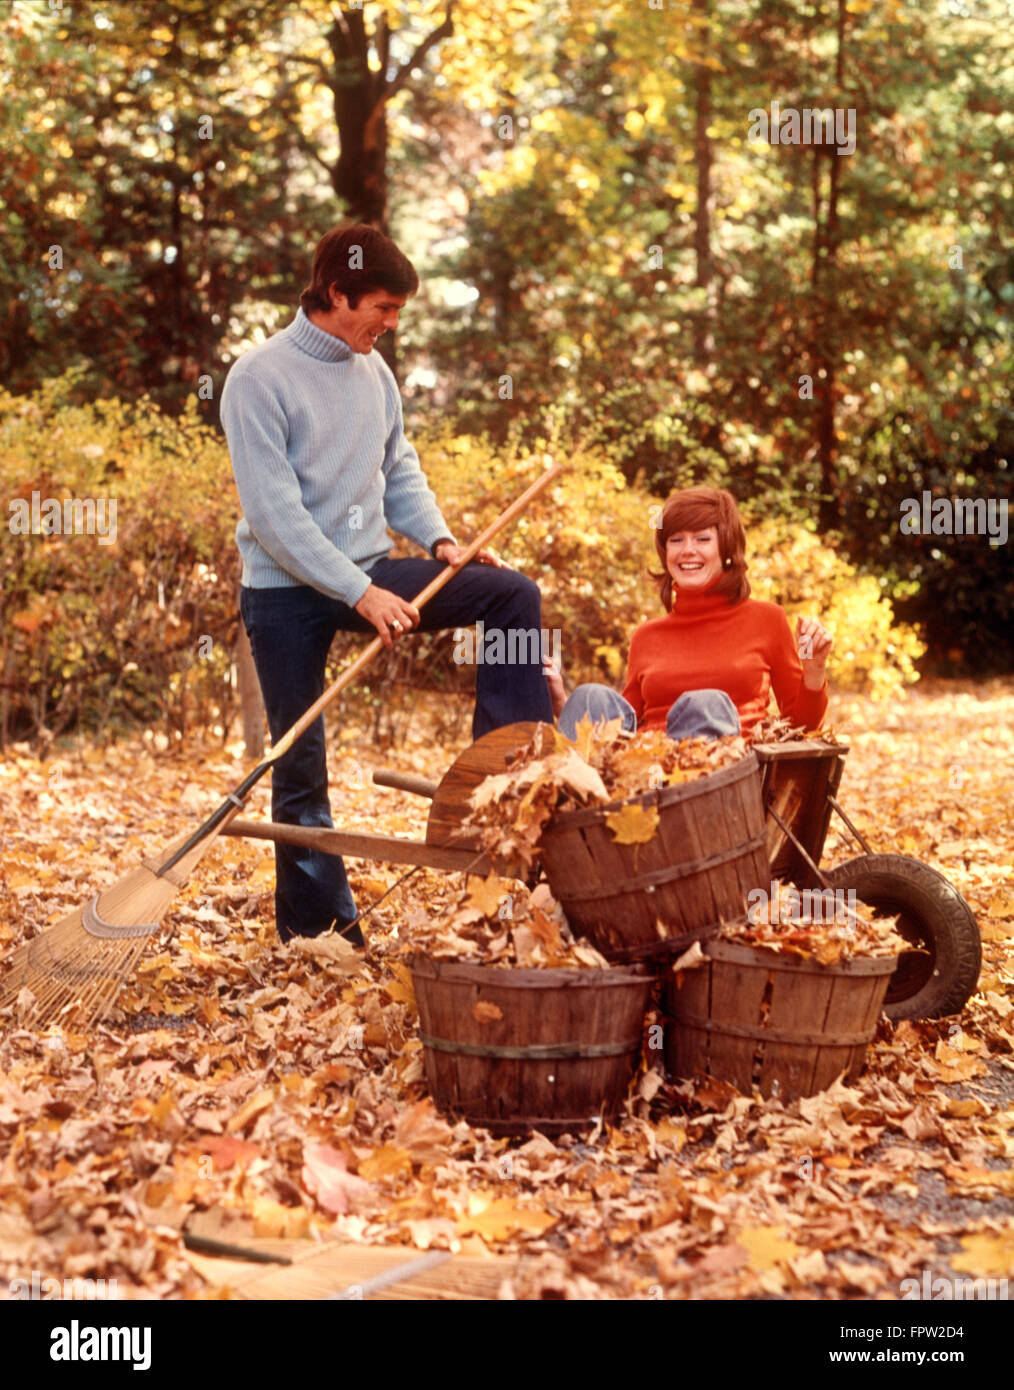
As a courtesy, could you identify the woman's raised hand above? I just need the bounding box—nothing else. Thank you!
[543,657,567,717]
[796,616,833,690]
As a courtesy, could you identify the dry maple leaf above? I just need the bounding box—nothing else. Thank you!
[301,1141,372,1216]
[455,1191,557,1242]
[357,1143,414,1182]
[510,923,541,967]
[554,749,609,803]
[250,1195,311,1239]
[290,933,364,974]
[472,1000,504,1024]
[393,1099,455,1163]
[951,1231,1014,1276]
[928,1047,987,1084]
[384,962,417,1010]
[527,905,564,954]
[570,941,610,967]
[737,1225,804,1272]
[225,1086,275,1134]
[605,801,660,845]
[200,1135,260,1171]
[465,874,510,919]
[571,712,624,761]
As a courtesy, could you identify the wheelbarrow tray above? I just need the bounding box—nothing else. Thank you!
[752,738,848,884]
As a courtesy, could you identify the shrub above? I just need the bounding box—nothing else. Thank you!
[414,422,925,701]
[744,513,924,698]
[0,372,240,745]
[0,379,923,748]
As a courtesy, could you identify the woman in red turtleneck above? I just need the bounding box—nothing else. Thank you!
[553,487,832,742]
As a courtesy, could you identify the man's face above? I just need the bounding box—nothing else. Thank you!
[329,288,407,354]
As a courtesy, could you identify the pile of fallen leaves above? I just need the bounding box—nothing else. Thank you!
[582,722,749,797]
[462,718,749,873]
[0,680,1012,1302]
[721,879,909,965]
[393,878,610,969]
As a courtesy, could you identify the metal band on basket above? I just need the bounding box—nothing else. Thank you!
[671,1014,873,1047]
[556,830,768,903]
[419,1033,642,1060]
[82,896,159,941]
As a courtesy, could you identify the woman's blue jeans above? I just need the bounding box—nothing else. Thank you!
[241,558,554,944]
[557,683,740,742]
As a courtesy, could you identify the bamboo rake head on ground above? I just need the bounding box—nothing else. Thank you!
[0,820,230,1030]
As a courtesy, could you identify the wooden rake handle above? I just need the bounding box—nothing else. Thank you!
[156,464,562,876]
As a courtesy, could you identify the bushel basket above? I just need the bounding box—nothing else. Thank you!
[665,937,897,1099]
[410,953,654,1136]
[538,751,769,963]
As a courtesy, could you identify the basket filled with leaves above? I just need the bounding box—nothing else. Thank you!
[402,882,655,1136]
[665,881,906,1099]
[462,719,770,964]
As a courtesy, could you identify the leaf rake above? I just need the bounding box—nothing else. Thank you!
[0,465,561,1030]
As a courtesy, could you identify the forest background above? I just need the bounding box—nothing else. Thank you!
[1,0,1011,750]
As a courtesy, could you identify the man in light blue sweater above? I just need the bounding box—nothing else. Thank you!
[221,224,553,947]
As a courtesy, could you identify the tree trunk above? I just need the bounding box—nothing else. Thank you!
[234,589,265,759]
[815,0,848,533]
[327,9,390,228]
[693,0,715,364]
[321,4,456,379]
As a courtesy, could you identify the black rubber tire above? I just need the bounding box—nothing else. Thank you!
[823,853,981,1020]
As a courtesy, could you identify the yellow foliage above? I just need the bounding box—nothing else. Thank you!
[0,370,239,740]
[418,420,923,701]
[746,514,924,697]
[1,374,922,748]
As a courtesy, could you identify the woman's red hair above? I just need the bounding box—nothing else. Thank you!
[653,486,750,611]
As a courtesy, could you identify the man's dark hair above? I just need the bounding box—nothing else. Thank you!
[299,224,419,313]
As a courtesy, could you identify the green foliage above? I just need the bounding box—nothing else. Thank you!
[838,396,1014,675]
[0,0,333,412]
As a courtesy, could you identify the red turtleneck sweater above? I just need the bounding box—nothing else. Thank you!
[620,589,828,736]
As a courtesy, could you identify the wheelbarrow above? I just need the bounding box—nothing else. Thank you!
[221,722,541,877]
[222,724,981,1021]
[753,738,981,1020]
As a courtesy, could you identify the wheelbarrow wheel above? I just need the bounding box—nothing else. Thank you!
[823,854,981,1020]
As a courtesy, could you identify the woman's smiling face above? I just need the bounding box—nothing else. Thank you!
[666,525,723,592]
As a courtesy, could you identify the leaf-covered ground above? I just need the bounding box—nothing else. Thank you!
[1,678,1012,1300]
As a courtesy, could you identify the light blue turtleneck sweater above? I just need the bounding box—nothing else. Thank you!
[220,308,452,606]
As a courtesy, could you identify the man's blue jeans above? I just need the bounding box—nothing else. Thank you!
[240,558,554,944]
[557,683,740,742]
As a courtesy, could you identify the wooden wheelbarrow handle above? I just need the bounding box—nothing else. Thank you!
[372,771,438,799]
[221,818,496,874]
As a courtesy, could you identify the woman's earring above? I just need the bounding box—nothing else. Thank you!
[723,557,732,568]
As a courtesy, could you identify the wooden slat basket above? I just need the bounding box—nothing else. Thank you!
[410,954,654,1136]
[665,938,897,1099]
[537,751,769,963]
